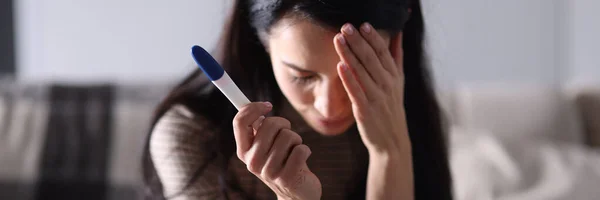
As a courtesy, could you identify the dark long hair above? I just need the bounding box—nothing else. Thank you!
[142,0,452,199]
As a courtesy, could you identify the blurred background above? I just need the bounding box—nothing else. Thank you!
[1,0,599,199]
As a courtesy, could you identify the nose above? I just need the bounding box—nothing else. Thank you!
[313,77,348,119]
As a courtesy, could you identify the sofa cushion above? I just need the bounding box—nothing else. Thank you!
[452,84,582,143]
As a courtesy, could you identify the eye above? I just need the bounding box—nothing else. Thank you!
[291,74,317,85]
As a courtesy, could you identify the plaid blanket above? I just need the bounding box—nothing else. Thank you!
[0,82,170,200]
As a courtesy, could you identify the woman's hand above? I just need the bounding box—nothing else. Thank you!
[333,23,414,200]
[233,102,322,200]
[333,22,411,155]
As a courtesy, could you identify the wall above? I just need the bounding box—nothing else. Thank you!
[423,0,561,89]
[14,0,597,86]
[567,0,600,86]
[15,0,231,83]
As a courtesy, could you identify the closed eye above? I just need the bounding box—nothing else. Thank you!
[291,75,317,84]
[281,60,318,85]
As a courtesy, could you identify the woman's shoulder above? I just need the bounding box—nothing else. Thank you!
[150,104,216,151]
[153,104,203,130]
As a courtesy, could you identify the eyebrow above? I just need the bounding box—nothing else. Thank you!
[281,60,316,73]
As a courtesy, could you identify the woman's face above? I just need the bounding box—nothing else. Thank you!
[267,19,391,136]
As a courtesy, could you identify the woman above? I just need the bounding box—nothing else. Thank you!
[143,0,452,199]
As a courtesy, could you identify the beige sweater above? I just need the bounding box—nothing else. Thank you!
[150,101,369,200]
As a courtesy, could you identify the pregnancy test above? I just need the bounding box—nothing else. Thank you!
[191,45,250,110]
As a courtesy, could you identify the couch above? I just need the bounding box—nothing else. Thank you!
[0,79,171,200]
[1,79,599,200]
[440,82,600,200]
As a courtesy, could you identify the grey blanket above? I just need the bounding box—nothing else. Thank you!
[36,85,114,200]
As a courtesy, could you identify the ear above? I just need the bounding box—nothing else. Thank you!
[389,32,403,66]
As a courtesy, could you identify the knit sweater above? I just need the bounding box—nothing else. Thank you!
[150,100,369,200]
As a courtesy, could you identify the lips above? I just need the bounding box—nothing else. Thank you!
[318,115,352,127]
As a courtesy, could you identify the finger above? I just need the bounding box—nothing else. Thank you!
[233,102,272,158]
[279,144,311,188]
[246,117,291,174]
[390,32,405,78]
[337,61,367,107]
[334,33,380,99]
[262,129,303,180]
[252,116,265,133]
[340,23,389,87]
[359,22,400,78]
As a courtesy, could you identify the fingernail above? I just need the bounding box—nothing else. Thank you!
[263,102,272,108]
[361,23,372,33]
[340,62,349,71]
[342,24,354,35]
[336,34,346,45]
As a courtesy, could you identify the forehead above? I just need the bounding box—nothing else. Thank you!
[267,19,338,64]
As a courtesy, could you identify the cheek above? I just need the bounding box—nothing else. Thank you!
[272,67,314,108]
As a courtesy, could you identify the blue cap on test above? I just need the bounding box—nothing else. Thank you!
[191,45,224,81]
